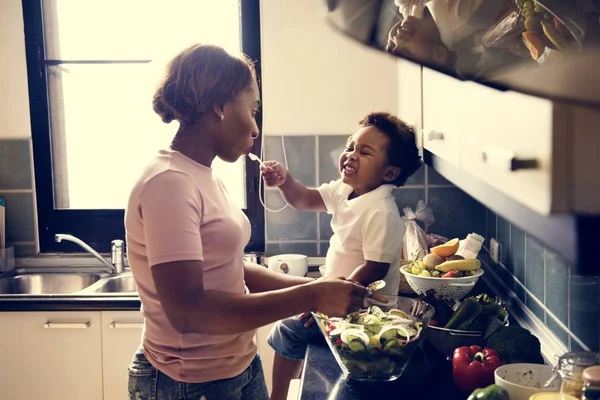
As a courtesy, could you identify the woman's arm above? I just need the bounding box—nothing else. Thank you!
[152,260,365,335]
[244,262,313,293]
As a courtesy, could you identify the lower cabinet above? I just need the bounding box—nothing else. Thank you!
[0,310,143,400]
[256,322,276,396]
[101,311,144,400]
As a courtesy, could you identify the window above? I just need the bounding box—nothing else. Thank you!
[22,0,264,253]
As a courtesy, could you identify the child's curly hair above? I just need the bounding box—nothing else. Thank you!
[358,112,422,187]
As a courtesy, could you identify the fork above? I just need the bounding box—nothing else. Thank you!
[247,152,266,168]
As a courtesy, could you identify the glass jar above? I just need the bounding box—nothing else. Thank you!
[582,366,600,400]
[556,351,600,399]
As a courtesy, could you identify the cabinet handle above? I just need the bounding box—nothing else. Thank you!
[426,130,444,141]
[44,321,90,329]
[109,322,143,329]
[482,146,538,171]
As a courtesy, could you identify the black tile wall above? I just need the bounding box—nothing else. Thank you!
[264,136,316,187]
[427,187,486,241]
[0,140,32,190]
[392,188,427,213]
[317,135,346,185]
[486,209,600,352]
[265,190,317,241]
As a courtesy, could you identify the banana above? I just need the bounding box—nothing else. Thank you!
[541,19,570,51]
[434,259,481,272]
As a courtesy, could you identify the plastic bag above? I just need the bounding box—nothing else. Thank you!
[401,200,434,261]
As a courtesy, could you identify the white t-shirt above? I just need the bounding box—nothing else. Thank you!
[394,0,504,50]
[316,180,405,296]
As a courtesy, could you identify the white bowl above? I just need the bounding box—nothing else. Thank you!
[494,363,560,400]
[400,268,483,299]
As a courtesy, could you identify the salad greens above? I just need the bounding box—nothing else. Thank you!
[316,306,424,381]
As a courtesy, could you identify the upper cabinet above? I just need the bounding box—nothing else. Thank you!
[422,67,600,216]
[422,68,466,169]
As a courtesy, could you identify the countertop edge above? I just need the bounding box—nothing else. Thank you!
[0,296,141,311]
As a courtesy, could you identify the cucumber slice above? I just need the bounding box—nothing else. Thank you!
[348,339,367,352]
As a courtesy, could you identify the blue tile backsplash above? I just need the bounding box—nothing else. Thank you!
[485,210,599,352]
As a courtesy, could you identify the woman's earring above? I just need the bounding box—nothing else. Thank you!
[220,114,224,121]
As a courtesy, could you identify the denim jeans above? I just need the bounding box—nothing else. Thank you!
[267,315,322,360]
[128,347,269,400]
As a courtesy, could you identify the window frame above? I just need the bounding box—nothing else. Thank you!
[22,0,265,254]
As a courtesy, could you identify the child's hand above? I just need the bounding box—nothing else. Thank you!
[260,161,288,187]
[297,312,315,328]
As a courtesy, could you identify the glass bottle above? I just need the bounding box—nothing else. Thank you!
[556,351,600,399]
[582,366,600,400]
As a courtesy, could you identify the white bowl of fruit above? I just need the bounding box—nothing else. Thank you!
[400,238,484,300]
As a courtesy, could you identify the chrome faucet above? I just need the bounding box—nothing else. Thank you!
[54,234,125,274]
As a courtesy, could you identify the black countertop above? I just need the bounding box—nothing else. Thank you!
[298,278,508,400]
[0,296,140,311]
[300,340,466,400]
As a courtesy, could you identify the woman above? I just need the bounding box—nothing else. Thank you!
[124,44,369,400]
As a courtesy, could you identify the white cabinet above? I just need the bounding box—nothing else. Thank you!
[0,310,143,400]
[397,59,423,143]
[420,66,600,215]
[255,322,276,396]
[422,68,468,168]
[459,80,564,215]
[101,311,144,400]
[287,378,301,400]
[0,311,103,400]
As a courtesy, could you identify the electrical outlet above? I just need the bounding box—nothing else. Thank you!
[490,238,500,264]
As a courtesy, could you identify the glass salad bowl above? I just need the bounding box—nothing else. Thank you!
[312,296,435,383]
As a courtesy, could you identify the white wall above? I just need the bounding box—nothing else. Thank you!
[0,0,31,139]
[260,0,398,135]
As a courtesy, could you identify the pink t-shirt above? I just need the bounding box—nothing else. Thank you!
[124,149,256,383]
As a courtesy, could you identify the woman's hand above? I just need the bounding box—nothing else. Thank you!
[310,277,368,317]
[260,161,288,187]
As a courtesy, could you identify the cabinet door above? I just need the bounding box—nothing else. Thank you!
[459,81,558,215]
[0,311,103,400]
[422,68,466,168]
[101,311,144,400]
[255,322,276,396]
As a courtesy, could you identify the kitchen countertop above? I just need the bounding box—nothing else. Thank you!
[0,295,141,311]
[298,278,510,399]
[299,339,465,400]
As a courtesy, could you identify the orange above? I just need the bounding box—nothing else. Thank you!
[430,238,459,258]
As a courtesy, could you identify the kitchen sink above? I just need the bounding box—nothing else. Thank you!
[92,274,137,294]
[0,273,103,295]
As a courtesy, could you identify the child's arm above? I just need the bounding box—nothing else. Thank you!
[261,161,326,212]
[347,260,390,287]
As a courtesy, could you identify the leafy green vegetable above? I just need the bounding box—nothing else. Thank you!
[485,326,545,364]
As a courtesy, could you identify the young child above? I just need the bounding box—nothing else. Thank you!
[260,111,422,400]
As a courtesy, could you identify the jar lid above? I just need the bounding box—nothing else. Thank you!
[583,365,600,383]
[528,393,578,400]
[557,351,600,378]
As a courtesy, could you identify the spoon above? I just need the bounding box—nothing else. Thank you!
[366,280,386,297]
[247,152,265,168]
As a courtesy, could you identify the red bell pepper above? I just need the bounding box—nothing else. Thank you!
[452,345,502,393]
